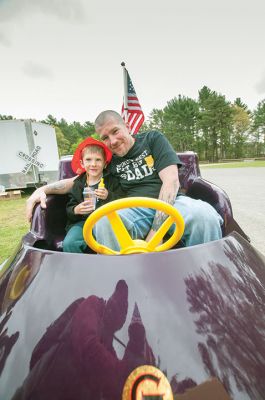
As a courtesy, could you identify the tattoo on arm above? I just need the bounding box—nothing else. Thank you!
[151,181,179,232]
[151,211,167,232]
[47,182,67,191]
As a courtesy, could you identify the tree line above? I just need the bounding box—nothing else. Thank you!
[1,85,265,162]
[143,86,265,161]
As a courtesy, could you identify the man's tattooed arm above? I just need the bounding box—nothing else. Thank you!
[46,180,71,192]
[146,165,180,241]
[151,179,179,231]
[26,177,76,221]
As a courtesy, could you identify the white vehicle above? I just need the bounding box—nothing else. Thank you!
[0,120,59,190]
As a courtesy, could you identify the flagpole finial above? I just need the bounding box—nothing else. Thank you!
[121,61,126,67]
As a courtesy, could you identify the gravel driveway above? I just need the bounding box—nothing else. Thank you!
[201,167,265,256]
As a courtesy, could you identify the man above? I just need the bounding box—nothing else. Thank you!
[26,110,223,250]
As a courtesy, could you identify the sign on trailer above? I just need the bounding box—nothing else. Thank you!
[0,120,59,190]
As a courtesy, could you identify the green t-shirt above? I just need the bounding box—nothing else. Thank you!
[109,131,182,198]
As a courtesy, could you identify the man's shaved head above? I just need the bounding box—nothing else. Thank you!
[95,110,125,132]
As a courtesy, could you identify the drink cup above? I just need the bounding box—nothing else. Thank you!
[83,187,96,210]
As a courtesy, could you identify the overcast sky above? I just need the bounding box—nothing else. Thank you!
[1,0,265,124]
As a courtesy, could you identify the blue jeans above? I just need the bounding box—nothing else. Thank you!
[93,195,223,251]
[63,221,87,253]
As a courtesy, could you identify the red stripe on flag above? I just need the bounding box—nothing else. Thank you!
[121,70,144,135]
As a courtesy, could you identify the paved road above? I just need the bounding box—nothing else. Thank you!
[201,167,265,256]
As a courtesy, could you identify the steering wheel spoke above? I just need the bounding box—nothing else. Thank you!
[107,211,135,249]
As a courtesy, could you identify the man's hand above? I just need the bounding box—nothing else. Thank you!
[26,188,47,222]
[145,229,162,245]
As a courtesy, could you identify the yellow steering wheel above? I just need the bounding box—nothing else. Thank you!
[83,197,185,255]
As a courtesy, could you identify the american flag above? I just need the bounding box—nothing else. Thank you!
[121,69,145,135]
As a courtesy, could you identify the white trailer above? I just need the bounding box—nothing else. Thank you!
[0,120,59,190]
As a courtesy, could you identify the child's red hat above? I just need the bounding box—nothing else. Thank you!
[71,137,112,174]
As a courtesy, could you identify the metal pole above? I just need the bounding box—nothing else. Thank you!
[25,120,38,185]
[121,61,128,123]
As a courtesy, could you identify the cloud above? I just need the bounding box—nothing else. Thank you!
[22,61,54,80]
[0,0,87,23]
[0,31,11,46]
[255,72,265,94]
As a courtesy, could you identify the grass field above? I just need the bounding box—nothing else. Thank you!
[200,160,265,168]
[0,196,30,265]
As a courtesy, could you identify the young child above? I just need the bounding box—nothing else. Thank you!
[63,137,125,253]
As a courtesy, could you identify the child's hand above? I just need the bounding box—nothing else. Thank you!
[74,201,95,215]
[95,187,108,201]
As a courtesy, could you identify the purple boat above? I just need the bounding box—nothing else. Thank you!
[0,153,264,400]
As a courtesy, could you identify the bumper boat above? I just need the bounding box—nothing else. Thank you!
[0,153,264,400]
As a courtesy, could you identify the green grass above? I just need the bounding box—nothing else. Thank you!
[0,196,30,265]
[200,160,265,169]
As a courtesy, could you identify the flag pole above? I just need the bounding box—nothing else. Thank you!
[121,62,128,123]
